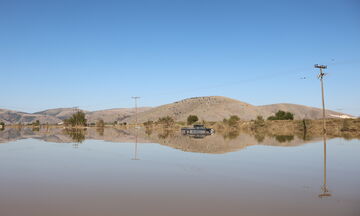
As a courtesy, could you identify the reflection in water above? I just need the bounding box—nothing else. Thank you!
[132,129,139,160]
[96,127,104,136]
[145,127,153,136]
[222,130,240,140]
[254,133,265,143]
[188,134,210,139]
[319,133,332,198]
[1,127,360,216]
[32,127,40,132]
[275,135,294,143]
[157,130,174,139]
[63,128,86,147]
[0,127,359,155]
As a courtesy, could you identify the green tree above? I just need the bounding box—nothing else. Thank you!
[143,120,154,127]
[227,115,240,127]
[96,119,105,127]
[187,115,199,125]
[268,110,294,120]
[33,120,40,126]
[0,122,5,130]
[341,119,351,132]
[64,111,87,127]
[254,115,265,127]
[157,116,175,127]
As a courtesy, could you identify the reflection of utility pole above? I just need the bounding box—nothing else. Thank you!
[319,133,331,198]
[131,97,140,128]
[314,64,327,134]
[131,130,140,160]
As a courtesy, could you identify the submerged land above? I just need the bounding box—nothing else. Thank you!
[1,118,359,153]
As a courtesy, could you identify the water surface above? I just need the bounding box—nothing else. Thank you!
[0,127,359,216]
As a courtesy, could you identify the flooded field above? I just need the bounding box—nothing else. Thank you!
[0,127,359,216]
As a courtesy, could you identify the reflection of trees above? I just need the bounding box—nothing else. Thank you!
[157,130,174,139]
[221,130,240,140]
[32,127,40,132]
[64,128,86,143]
[96,127,104,136]
[275,135,294,143]
[254,133,265,143]
[0,122,5,131]
[145,127,153,136]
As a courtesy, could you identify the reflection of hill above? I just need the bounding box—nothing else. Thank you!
[0,127,73,143]
[141,130,322,154]
[0,127,150,144]
[0,127,352,154]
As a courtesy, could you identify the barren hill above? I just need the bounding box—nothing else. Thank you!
[124,96,351,123]
[86,107,151,123]
[35,108,85,120]
[1,107,151,125]
[0,96,353,124]
[36,107,151,124]
[124,96,260,123]
[257,103,343,120]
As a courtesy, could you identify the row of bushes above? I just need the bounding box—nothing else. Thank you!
[127,110,294,128]
[143,116,175,128]
[63,111,115,127]
[143,115,199,128]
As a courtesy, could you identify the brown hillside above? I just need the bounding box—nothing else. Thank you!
[124,96,351,123]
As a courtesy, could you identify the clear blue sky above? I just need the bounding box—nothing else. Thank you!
[1,0,359,116]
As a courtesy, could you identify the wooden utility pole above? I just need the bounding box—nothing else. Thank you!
[131,97,140,128]
[315,64,331,198]
[73,106,79,114]
[315,64,327,134]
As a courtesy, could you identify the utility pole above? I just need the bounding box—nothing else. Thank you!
[314,64,327,134]
[315,64,331,198]
[131,97,140,128]
[73,106,79,114]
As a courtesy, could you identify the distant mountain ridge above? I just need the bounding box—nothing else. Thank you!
[124,96,353,123]
[0,96,354,124]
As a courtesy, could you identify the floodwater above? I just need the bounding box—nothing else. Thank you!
[0,127,359,216]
